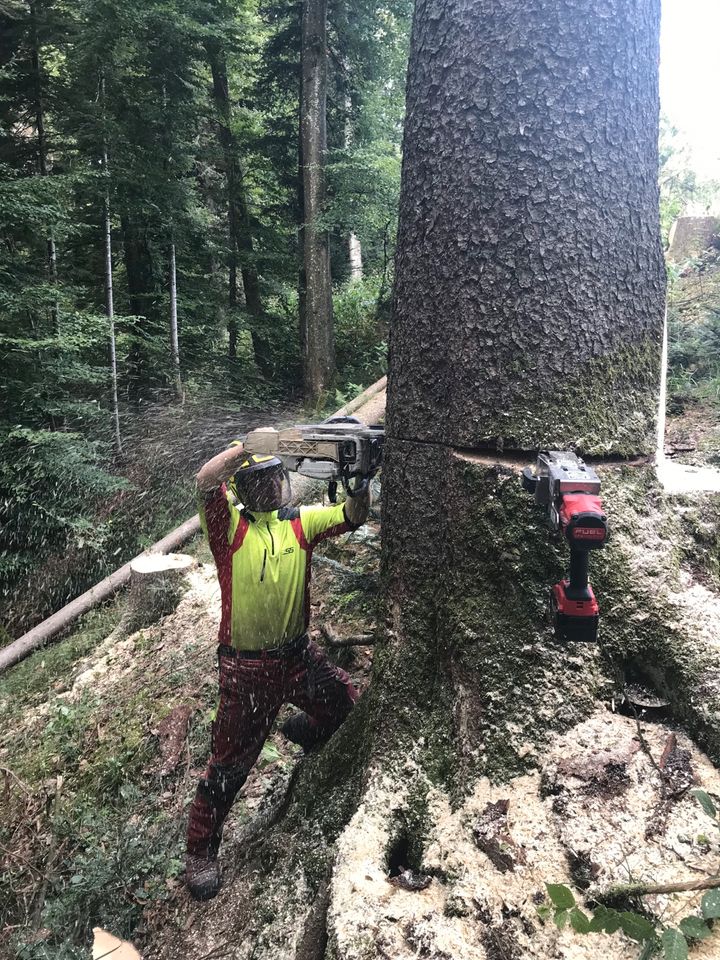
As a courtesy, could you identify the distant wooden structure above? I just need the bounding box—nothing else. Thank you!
[667,216,720,262]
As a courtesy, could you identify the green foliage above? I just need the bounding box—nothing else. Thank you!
[542,791,720,957]
[0,428,128,612]
[333,275,388,388]
[659,118,720,247]
[0,0,406,630]
[668,308,720,399]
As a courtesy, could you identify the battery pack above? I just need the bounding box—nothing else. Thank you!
[551,580,599,643]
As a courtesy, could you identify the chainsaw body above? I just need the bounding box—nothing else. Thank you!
[243,417,383,501]
[522,451,608,643]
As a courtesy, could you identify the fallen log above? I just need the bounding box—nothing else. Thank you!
[0,515,202,674]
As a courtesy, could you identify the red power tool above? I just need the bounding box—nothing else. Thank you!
[521,451,608,643]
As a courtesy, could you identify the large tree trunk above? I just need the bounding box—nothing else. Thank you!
[149,3,720,959]
[388,0,665,457]
[206,40,273,378]
[300,0,335,402]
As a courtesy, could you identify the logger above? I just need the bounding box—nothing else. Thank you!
[521,451,608,643]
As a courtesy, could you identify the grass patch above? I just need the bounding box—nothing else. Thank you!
[0,605,121,730]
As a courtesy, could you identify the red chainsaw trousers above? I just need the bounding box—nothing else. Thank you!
[186,641,358,857]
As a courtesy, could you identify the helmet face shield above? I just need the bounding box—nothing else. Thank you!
[233,463,291,512]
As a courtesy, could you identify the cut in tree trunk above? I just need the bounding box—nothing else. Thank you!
[107,553,195,643]
[300,0,335,402]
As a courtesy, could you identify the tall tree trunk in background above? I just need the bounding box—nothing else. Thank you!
[348,231,362,281]
[168,242,182,400]
[206,39,273,378]
[121,214,159,402]
[29,0,58,334]
[344,95,363,281]
[300,0,335,401]
[102,144,122,456]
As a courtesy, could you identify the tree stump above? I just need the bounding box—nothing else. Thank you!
[108,552,195,642]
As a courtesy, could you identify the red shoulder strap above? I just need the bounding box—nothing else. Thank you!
[290,516,310,551]
[230,515,249,553]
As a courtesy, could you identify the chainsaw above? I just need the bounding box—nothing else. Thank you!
[243,416,384,502]
[521,451,609,643]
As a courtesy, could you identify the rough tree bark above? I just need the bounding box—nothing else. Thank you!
[387,0,666,457]
[206,40,273,378]
[300,0,336,402]
[150,3,720,959]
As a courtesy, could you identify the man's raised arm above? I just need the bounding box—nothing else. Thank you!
[196,442,246,494]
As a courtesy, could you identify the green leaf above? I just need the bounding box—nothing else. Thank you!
[546,883,575,909]
[678,916,711,940]
[618,911,656,942]
[569,907,591,934]
[691,789,717,820]
[260,742,281,763]
[588,905,622,934]
[554,909,569,931]
[661,928,688,960]
[535,905,552,922]
[637,942,656,960]
[701,888,720,919]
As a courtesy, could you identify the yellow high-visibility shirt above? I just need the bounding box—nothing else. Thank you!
[199,485,355,650]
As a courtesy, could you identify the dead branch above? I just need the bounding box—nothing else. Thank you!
[596,874,720,899]
[0,841,50,881]
[1,765,34,796]
[319,624,375,648]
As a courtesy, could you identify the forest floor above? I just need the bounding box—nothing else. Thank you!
[664,245,720,467]
[2,417,720,960]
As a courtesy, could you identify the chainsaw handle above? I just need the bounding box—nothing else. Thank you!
[521,465,538,494]
[344,475,370,498]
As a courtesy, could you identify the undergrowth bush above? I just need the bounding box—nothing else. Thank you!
[333,275,388,389]
[0,430,128,635]
[668,308,720,402]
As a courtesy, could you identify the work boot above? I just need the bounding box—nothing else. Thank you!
[280,712,327,753]
[185,853,221,901]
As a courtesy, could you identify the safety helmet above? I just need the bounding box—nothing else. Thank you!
[228,449,291,512]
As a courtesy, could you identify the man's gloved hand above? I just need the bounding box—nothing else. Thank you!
[344,475,372,528]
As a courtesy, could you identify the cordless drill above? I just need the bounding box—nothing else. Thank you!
[521,451,608,643]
